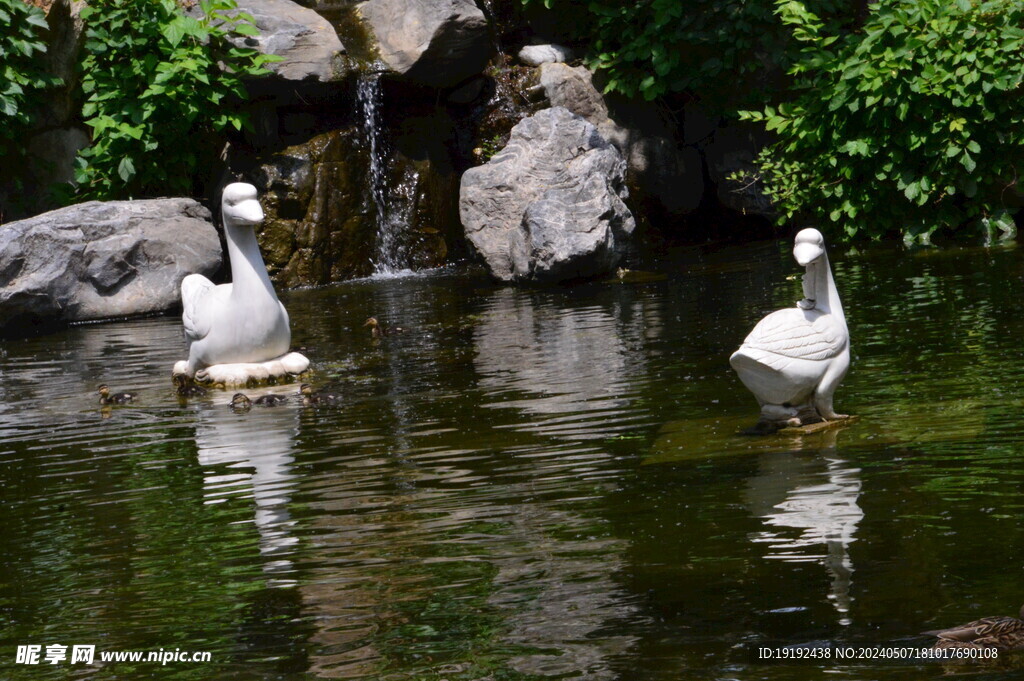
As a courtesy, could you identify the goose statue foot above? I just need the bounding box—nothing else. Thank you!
[172,352,309,389]
[731,228,851,434]
[173,183,310,387]
[742,404,821,435]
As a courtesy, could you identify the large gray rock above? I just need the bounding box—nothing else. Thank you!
[193,0,347,82]
[538,63,703,216]
[358,0,493,87]
[460,107,635,283]
[0,199,221,326]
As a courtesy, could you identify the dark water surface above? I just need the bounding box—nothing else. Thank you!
[3,241,1024,680]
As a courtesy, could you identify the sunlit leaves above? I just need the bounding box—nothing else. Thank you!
[746,0,1024,241]
[75,0,277,200]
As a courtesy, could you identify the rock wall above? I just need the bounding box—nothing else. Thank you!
[237,125,456,286]
[537,62,704,219]
[5,0,89,220]
[1,0,777,330]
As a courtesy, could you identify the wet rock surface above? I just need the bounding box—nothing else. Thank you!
[244,124,456,286]
[0,199,220,327]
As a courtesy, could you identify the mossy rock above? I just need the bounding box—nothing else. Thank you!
[247,125,459,287]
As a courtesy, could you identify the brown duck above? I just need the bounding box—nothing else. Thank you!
[924,604,1024,651]
[98,384,136,405]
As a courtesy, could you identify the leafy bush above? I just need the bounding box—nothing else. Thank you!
[0,0,61,194]
[75,0,278,200]
[519,0,852,105]
[743,0,1024,242]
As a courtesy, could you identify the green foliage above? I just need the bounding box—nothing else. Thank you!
[0,0,61,188]
[520,0,851,104]
[743,0,1024,242]
[75,0,278,200]
[477,133,505,162]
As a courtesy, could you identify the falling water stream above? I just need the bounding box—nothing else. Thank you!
[356,69,418,276]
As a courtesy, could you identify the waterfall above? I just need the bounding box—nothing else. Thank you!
[356,70,418,277]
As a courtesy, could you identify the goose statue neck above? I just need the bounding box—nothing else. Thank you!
[730,228,851,431]
[797,242,844,323]
[173,183,309,386]
[223,203,279,305]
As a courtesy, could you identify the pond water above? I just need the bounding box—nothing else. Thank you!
[3,240,1024,680]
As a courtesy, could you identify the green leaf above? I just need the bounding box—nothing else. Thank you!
[960,152,977,172]
[162,19,186,47]
[0,95,17,117]
[232,23,260,37]
[26,12,49,29]
[117,156,135,182]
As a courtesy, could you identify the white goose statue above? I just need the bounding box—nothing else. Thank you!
[730,228,850,429]
[174,183,308,386]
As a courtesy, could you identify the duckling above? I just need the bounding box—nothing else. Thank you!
[230,392,288,411]
[172,373,208,398]
[363,316,405,339]
[924,604,1024,652]
[255,393,289,406]
[230,393,253,411]
[98,384,136,405]
[299,383,341,406]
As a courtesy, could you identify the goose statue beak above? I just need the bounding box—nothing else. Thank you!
[222,182,264,225]
[233,198,264,225]
[793,241,823,266]
[793,227,826,266]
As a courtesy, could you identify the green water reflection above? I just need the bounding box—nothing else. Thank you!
[3,241,1024,680]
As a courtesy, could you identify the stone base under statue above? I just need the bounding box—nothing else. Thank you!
[172,352,310,388]
[777,415,858,435]
[742,404,856,436]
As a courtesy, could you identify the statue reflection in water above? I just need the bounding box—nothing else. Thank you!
[194,397,299,587]
[744,432,863,625]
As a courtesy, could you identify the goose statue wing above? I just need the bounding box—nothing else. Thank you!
[181,273,219,342]
[739,307,845,370]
